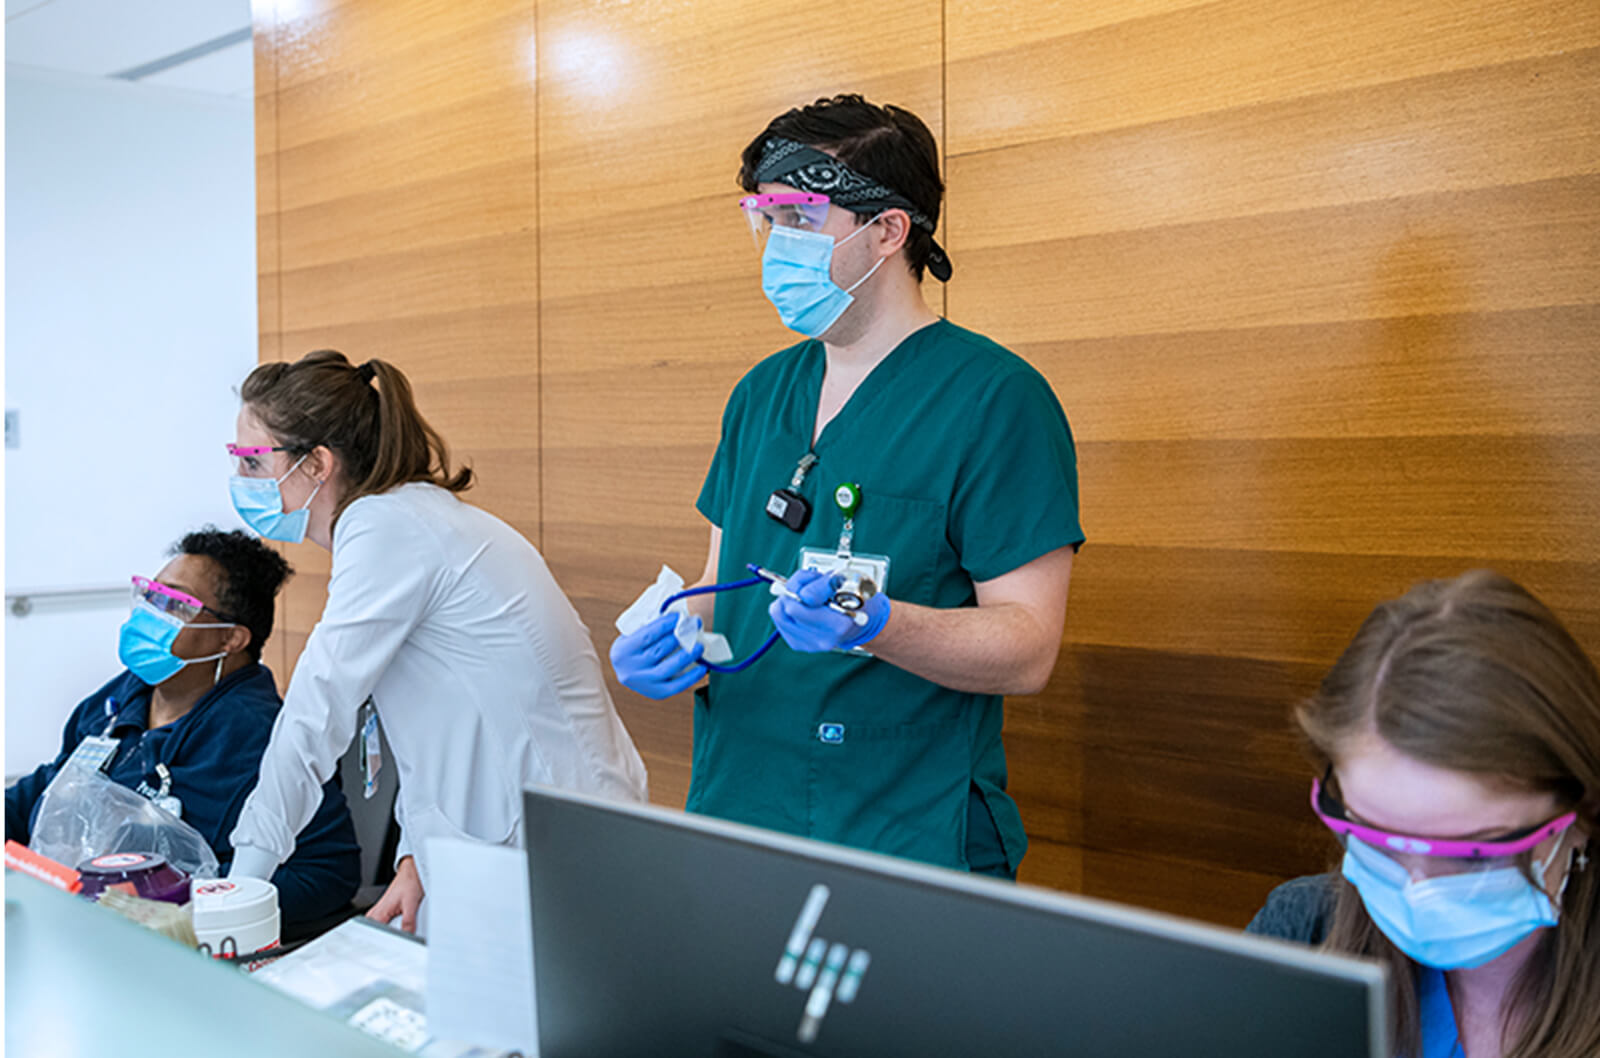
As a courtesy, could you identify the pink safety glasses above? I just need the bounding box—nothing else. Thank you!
[1311,770,1577,862]
[226,443,292,476]
[132,575,209,623]
[131,576,236,626]
[739,192,832,246]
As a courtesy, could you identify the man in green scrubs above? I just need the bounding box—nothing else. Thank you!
[610,95,1082,878]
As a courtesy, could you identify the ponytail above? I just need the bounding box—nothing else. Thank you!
[239,349,472,523]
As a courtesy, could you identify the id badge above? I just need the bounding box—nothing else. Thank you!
[359,698,383,800]
[153,795,184,820]
[796,548,891,658]
[66,735,121,775]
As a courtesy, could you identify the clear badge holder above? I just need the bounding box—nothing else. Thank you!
[796,548,890,658]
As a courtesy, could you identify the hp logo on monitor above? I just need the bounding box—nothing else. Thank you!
[774,884,872,1045]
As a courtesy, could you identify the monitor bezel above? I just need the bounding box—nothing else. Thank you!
[522,784,1389,1058]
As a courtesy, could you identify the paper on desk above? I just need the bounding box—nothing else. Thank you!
[254,915,513,1058]
[616,564,733,663]
[425,838,540,1056]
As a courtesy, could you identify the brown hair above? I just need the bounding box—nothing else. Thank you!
[1299,570,1600,1057]
[239,350,471,523]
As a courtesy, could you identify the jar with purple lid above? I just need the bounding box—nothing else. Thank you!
[76,852,192,905]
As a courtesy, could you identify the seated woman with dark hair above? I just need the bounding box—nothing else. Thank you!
[5,527,361,929]
[1248,570,1598,1058]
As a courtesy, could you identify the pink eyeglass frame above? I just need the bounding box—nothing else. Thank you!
[1311,775,1577,859]
[132,575,204,613]
[739,192,830,211]
[226,443,287,458]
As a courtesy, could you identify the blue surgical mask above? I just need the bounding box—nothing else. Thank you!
[229,453,323,543]
[760,216,886,338]
[118,601,233,686]
[1341,835,1563,970]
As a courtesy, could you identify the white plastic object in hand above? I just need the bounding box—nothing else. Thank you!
[615,565,734,663]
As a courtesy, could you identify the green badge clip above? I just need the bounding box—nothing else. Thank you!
[833,482,861,519]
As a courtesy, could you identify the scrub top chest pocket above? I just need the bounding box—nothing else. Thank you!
[803,491,948,610]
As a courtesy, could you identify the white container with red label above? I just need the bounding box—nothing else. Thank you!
[191,877,280,958]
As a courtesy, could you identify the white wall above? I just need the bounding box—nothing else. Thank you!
[5,65,256,777]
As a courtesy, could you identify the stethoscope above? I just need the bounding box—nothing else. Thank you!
[661,564,870,673]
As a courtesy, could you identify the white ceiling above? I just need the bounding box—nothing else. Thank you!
[6,0,252,97]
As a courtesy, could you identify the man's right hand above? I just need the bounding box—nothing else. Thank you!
[609,612,708,699]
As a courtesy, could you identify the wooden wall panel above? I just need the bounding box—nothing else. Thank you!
[258,1,1599,930]
[253,4,287,681]
[945,1,1600,152]
[947,1,1600,924]
[257,0,539,688]
[953,49,1600,246]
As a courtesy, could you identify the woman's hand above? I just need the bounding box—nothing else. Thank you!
[367,855,424,933]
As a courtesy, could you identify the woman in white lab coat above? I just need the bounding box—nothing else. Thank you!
[224,350,648,932]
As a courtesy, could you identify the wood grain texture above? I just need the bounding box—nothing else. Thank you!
[258,1,1600,930]
[944,0,1600,924]
[1016,306,1600,443]
[255,5,286,680]
[945,0,1600,153]
[257,0,540,692]
[951,176,1600,343]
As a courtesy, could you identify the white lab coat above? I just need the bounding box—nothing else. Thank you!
[228,483,648,892]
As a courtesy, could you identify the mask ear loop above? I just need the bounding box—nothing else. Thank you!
[836,213,891,296]
[843,254,887,295]
[276,451,327,516]
[1533,827,1584,900]
[208,620,249,686]
[1558,841,1592,902]
[275,451,310,487]
[177,621,237,686]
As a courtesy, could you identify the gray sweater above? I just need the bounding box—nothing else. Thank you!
[1245,872,1340,946]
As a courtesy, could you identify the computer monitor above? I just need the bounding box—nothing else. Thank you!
[522,787,1388,1058]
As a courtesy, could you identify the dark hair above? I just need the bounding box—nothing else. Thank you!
[171,527,293,661]
[1299,570,1600,1058]
[739,94,944,281]
[240,350,472,523]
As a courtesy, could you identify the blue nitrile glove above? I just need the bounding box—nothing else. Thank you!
[769,567,891,654]
[609,612,708,698]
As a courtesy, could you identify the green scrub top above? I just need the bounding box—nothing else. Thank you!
[692,319,1084,873]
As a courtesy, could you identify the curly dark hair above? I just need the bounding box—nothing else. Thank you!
[170,527,293,661]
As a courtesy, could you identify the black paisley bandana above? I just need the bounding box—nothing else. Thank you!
[753,137,953,281]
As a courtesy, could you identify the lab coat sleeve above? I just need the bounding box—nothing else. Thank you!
[266,779,363,926]
[228,502,435,876]
[393,796,413,868]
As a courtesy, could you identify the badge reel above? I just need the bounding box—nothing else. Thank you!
[798,482,890,658]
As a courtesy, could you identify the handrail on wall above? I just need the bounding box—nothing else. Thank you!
[5,584,126,618]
